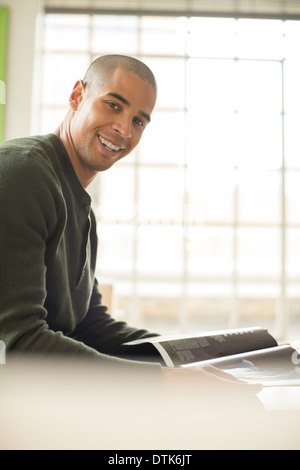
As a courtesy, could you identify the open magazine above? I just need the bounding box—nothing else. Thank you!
[125,327,300,387]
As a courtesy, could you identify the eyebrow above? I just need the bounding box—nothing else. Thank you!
[104,92,151,123]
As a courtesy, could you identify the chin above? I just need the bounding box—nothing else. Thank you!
[97,160,119,172]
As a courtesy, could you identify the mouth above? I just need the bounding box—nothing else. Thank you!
[98,135,125,153]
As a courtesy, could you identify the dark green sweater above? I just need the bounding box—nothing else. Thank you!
[0,134,161,373]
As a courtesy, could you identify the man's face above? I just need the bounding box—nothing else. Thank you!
[68,67,157,184]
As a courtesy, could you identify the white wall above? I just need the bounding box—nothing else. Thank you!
[2,0,41,141]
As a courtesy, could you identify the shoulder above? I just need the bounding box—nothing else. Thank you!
[0,134,61,166]
[0,135,69,235]
[0,134,60,155]
[0,135,69,217]
[0,134,64,190]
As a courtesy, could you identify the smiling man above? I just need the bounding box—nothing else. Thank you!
[57,56,157,185]
[0,55,261,396]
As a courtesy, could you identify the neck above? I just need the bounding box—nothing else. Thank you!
[54,114,96,189]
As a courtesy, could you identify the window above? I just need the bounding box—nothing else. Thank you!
[35,13,300,339]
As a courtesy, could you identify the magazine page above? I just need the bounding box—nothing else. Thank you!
[182,344,300,387]
[125,327,277,367]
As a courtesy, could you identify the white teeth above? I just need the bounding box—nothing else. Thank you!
[99,136,122,152]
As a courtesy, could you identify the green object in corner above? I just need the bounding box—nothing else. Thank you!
[0,7,8,143]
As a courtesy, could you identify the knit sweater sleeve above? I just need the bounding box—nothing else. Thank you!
[0,143,161,373]
[0,153,95,356]
[70,278,162,362]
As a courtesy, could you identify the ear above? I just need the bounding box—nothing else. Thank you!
[69,80,86,110]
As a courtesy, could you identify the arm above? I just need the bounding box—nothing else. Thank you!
[0,154,100,358]
[70,279,161,360]
[0,148,160,373]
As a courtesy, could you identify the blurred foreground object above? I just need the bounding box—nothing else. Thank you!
[0,356,300,450]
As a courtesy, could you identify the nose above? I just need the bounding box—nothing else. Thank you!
[113,115,132,138]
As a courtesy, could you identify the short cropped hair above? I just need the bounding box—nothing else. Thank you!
[83,54,157,93]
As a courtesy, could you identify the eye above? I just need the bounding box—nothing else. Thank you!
[133,117,145,128]
[106,101,120,110]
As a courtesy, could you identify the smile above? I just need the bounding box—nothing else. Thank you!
[99,135,124,152]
